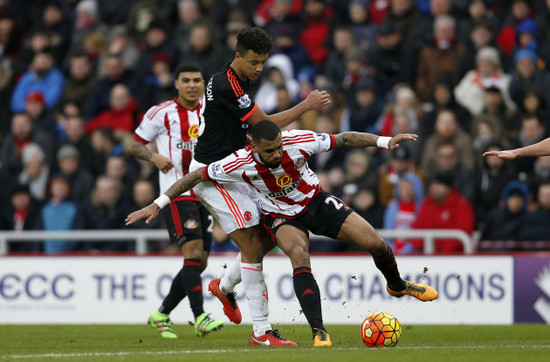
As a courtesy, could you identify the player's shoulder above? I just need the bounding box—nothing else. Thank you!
[144,99,176,120]
[220,148,254,173]
[282,129,317,144]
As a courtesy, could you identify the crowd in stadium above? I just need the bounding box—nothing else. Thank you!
[1,0,550,254]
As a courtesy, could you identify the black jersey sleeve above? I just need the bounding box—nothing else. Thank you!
[214,71,258,122]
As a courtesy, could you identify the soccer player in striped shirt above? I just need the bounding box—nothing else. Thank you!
[129,62,223,338]
[126,120,439,347]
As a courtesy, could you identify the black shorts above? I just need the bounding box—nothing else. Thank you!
[263,190,354,240]
[161,199,213,251]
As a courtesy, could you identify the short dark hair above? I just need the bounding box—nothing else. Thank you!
[236,27,272,56]
[174,62,205,80]
[251,120,280,144]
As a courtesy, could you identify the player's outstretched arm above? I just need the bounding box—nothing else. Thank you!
[128,139,174,173]
[249,90,332,129]
[482,138,550,159]
[334,132,418,150]
[125,168,206,225]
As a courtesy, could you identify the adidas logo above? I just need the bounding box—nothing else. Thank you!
[191,285,202,292]
[302,289,315,297]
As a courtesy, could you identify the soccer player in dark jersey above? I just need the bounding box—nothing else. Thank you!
[126,120,439,347]
[128,62,223,338]
[187,27,331,345]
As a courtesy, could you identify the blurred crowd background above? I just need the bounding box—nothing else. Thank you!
[1,0,550,254]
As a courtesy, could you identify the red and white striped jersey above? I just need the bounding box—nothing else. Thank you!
[203,130,336,217]
[133,97,202,199]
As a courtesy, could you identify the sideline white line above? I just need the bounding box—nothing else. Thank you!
[4,345,550,359]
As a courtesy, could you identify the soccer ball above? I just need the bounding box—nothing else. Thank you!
[360,311,401,348]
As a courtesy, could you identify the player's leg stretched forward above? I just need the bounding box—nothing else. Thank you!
[149,238,223,338]
[337,212,438,301]
[274,224,333,347]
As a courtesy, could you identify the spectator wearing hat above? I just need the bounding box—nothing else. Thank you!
[412,171,475,253]
[383,0,422,45]
[454,46,515,117]
[340,77,384,134]
[11,51,65,113]
[85,53,139,120]
[473,141,518,224]
[0,184,43,252]
[415,14,464,102]
[58,51,96,115]
[56,144,95,206]
[24,91,57,135]
[480,180,528,242]
[41,174,82,253]
[18,143,50,202]
[378,146,425,207]
[367,22,415,95]
[383,174,424,254]
[509,48,550,115]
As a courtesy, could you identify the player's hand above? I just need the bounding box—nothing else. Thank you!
[304,89,332,110]
[388,133,418,151]
[482,150,517,159]
[151,154,174,173]
[125,204,161,225]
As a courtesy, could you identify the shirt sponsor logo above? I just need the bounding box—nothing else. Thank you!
[188,125,199,138]
[237,94,252,109]
[176,139,197,150]
[276,174,292,187]
[268,178,301,198]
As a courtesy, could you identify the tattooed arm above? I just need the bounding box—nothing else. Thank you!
[126,167,207,225]
[128,139,174,173]
[333,132,418,150]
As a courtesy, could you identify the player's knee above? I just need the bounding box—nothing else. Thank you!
[286,244,309,265]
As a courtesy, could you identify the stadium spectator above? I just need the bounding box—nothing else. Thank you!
[454,47,516,117]
[412,171,475,253]
[18,143,50,202]
[476,78,518,136]
[455,19,498,81]
[10,51,65,113]
[85,53,139,120]
[456,0,497,49]
[347,0,376,51]
[383,175,424,254]
[89,127,125,176]
[481,180,528,242]
[473,142,518,225]
[140,51,177,110]
[173,0,203,52]
[495,0,533,59]
[12,29,59,76]
[0,113,56,188]
[415,14,464,102]
[299,0,332,69]
[1,184,42,252]
[71,0,107,54]
[270,23,311,77]
[254,0,303,29]
[352,186,385,229]
[182,21,228,80]
[342,149,379,194]
[378,86,421,139]
[81,175,131,251]
[85,84,142,136]
[56,145,94,206]
[509,115,546,175]
[40,0,72,62]
[518,182,550,240]
[378,146,425,207]
[60,115,95,173]
[41,174,81,253]
[255,54,299,114]
[383,0,422,45]
[410,0,454,50]
[342,45,372,91]
[471,115,508,165]
[59,51,97,115]
[367,22,415,96]
[420,109,475,173]
[24,91,56,135]
[340,77,384,134]
[324,25,355,89]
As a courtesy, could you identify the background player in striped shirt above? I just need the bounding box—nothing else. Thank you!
[128,62,223,338]
[126,120,439,347]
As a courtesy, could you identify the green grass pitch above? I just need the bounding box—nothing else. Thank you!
[1,324,549,362]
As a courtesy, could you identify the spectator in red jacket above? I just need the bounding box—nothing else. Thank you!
[412,171,475,253]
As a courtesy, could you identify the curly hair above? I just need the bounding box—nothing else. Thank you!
[236,27,272,55]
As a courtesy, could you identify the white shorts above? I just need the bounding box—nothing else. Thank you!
[190,158,261,234]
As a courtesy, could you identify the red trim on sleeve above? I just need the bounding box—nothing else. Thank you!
[203,166,212,181]
[328,134,336,150]
[133,133,149,144]
[240,103,258,122]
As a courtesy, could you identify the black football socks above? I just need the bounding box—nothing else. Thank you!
[293,267,325,333]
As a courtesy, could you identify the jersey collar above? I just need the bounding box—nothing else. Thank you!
[173,96,200,111]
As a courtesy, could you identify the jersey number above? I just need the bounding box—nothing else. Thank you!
[325,196,344,210]
[207,215,214,233]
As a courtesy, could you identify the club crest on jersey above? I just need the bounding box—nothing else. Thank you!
[184,219,198,229]
[294,157,306,169]
[272,218,286,228]
[188,125,199,138]
[244,211,252,221]
[237,94,252,109]
[276,174,292,187]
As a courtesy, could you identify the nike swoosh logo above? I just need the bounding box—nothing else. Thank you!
[250,335,271,346]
